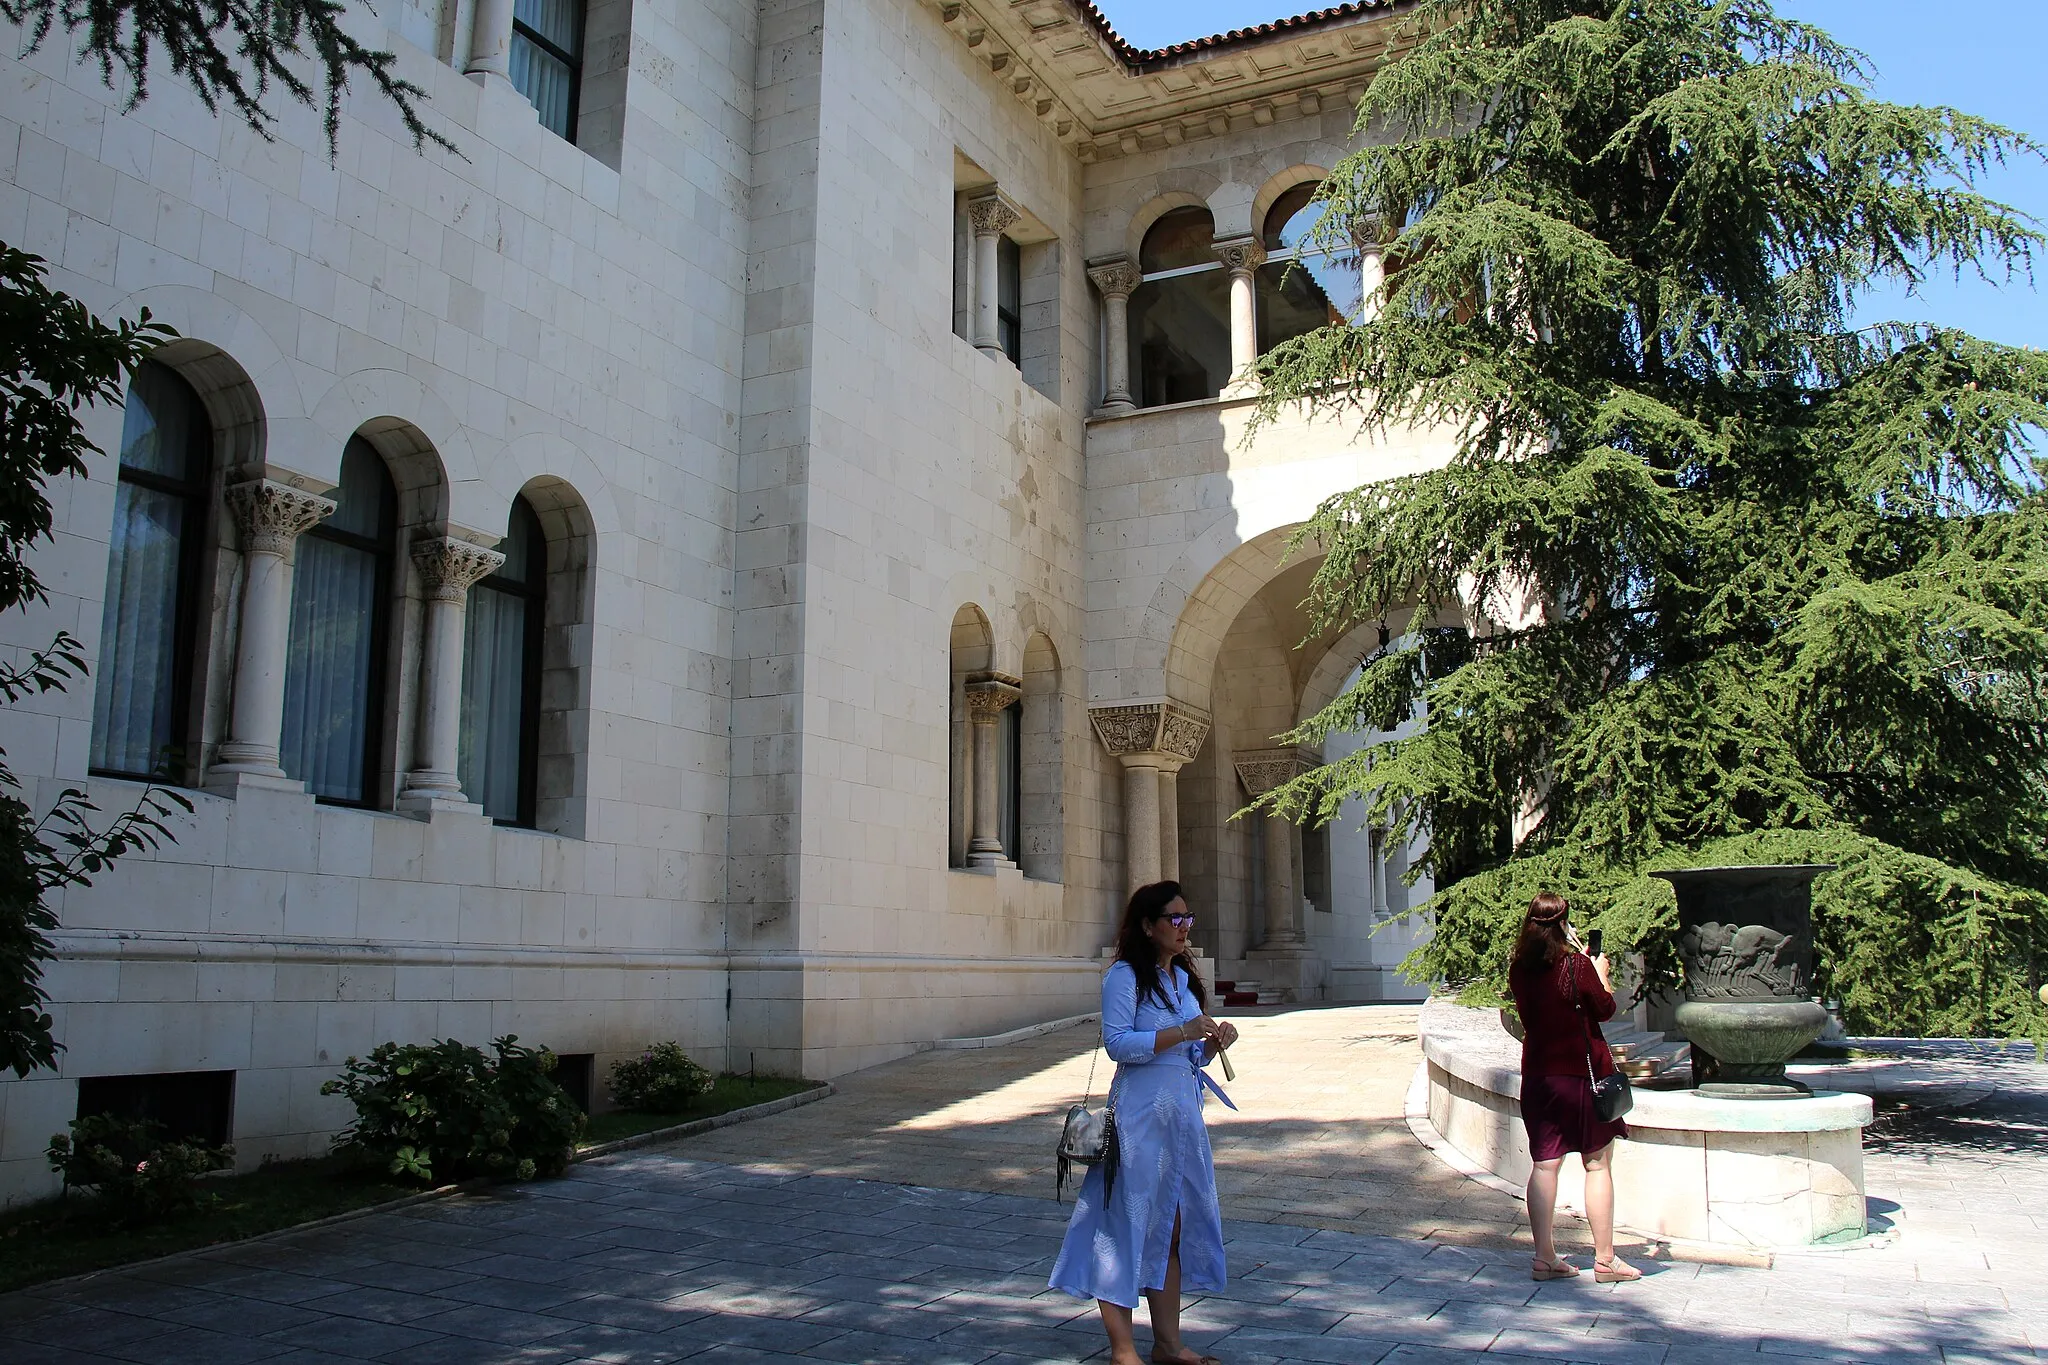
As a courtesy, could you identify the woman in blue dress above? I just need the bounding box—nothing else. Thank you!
[1050,881,1239,1365]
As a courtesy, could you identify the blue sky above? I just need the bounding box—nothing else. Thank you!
[1093,0,2048,349]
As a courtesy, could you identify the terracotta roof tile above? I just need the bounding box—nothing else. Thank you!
[1074,0,1403,67]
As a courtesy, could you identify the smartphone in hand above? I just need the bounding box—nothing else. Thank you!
[1586,928,1604,958]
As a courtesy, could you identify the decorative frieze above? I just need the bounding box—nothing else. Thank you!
[1235,746,1315,797]
[1087,701,1210,763]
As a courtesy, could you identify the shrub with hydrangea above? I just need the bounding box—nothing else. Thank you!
[607,1043,714,1113]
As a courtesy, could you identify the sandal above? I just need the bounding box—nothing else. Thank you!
[1152,1352,1222,1365]
[1593,1257,1641,1283]
[1530,1257,1579,1281]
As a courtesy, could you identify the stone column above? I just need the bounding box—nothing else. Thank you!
[1086,256,1140,415]
[1358,239,1387,322]
[1235,748,1314,951]
[1088,701,1211,898]
[465,0,515,88]
[1215,237,1267,391]
[1121,759,1163,888]
[212,480,336,784]
[968,192,1021,360]
[399,536,507,812]
[1157,765,1180,883]
[963,671,1021,869]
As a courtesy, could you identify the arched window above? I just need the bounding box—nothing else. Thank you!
[90,361,212,781]
[280,437,395,805]
[1127,206,1231,408]
[461,498,545,826]
[1257,182,1361,353]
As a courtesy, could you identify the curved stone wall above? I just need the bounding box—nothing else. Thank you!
[1419,999,1875,1249]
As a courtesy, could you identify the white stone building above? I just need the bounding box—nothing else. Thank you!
[0,0,1453,1202]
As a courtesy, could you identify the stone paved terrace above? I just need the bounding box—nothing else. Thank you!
[2,1004,2042,1365]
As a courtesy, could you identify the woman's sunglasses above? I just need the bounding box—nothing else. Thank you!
[1163,913,1196,929]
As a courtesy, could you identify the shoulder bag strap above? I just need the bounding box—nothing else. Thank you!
[1569,954,1601,1085]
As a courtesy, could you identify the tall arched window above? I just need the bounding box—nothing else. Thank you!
[280,438,395,805]
[1128,207,1231,408]
[1257,183,1360,353]
[461,499,545,826]
[90,361,212,780]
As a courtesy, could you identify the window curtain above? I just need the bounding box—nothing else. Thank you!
[90,482,186,775]
[460,583,528,822]
[509,35,574,137]
[90,363,203,778]
[997,703,1021,862]
[279,535,380,802]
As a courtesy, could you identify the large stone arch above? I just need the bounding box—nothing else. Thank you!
[93,286,300,484]
[1250,161,1338,244]
[310,370,477,528]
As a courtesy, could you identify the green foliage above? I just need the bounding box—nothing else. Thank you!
[45,1115,233,1223]
[606,1043,715,1114]
[321,1036,585,1185]
[1,0,454,156]
[0,248,192,1078]
[1256,0,2048,1040]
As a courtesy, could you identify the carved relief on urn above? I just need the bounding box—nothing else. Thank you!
[1655,864,1834,1098]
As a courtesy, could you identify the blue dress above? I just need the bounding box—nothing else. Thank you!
[1048,961,1233,1308]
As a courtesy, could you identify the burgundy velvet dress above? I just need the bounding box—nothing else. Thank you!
[1509,951,1629,1160]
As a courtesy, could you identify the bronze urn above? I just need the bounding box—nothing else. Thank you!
[1654,864,1834,1099]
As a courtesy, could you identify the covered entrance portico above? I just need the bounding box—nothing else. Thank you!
[1087,520,1434,1002]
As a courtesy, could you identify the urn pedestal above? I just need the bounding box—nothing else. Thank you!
[1655,864,1834,1100]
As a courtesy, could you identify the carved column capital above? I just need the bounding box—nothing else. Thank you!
[1086,256,1140,300]
[1234,746,1316,797]
[225,479,335,556]
[963,671,1022,722]
[1214,236,1268,277]
[967,191,1021,239]
[411,535,506,604]
[1088,701,1210,765]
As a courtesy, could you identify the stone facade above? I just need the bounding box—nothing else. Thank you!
[0,0,1453,1202]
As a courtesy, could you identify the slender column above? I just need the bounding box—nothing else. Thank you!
[400,536,506,808]
[1235,747,1314,951]
[213,480,336,781]
[964,672,1021,868]
[1158,765,1180,883]
[1086,257,1140,415]
[466,0,515,87]
[1215,237,1267,389]
[1261,811,1303,947]
[968,192,1021,359]
[1120,758,1163,892]
[1088,701,1211,898]
[1358,240,1386,323]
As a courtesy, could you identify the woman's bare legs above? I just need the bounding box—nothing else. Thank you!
[1583,1142,1636,1276]
[1097,1300,1142,1365]
[1144,1212,1200,1363]
[1527,1156,1566,1268]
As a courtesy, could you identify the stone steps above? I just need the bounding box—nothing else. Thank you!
[1214,978,1284,1007]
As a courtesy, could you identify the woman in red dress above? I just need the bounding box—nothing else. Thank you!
[1507,892,1640,1283]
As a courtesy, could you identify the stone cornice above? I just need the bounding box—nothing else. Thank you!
[921,0,1415,163]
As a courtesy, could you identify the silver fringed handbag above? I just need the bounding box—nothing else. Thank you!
[1055,1040,1118,1202]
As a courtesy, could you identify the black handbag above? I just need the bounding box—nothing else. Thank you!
[1054,1041,1119,1202]
[1571,955,1634,1123]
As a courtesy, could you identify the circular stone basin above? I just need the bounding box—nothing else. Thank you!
[1419,1001,1875,1250]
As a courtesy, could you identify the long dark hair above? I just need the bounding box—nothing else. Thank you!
[1510,891,1572,975]
[1115,880,1209,1010]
